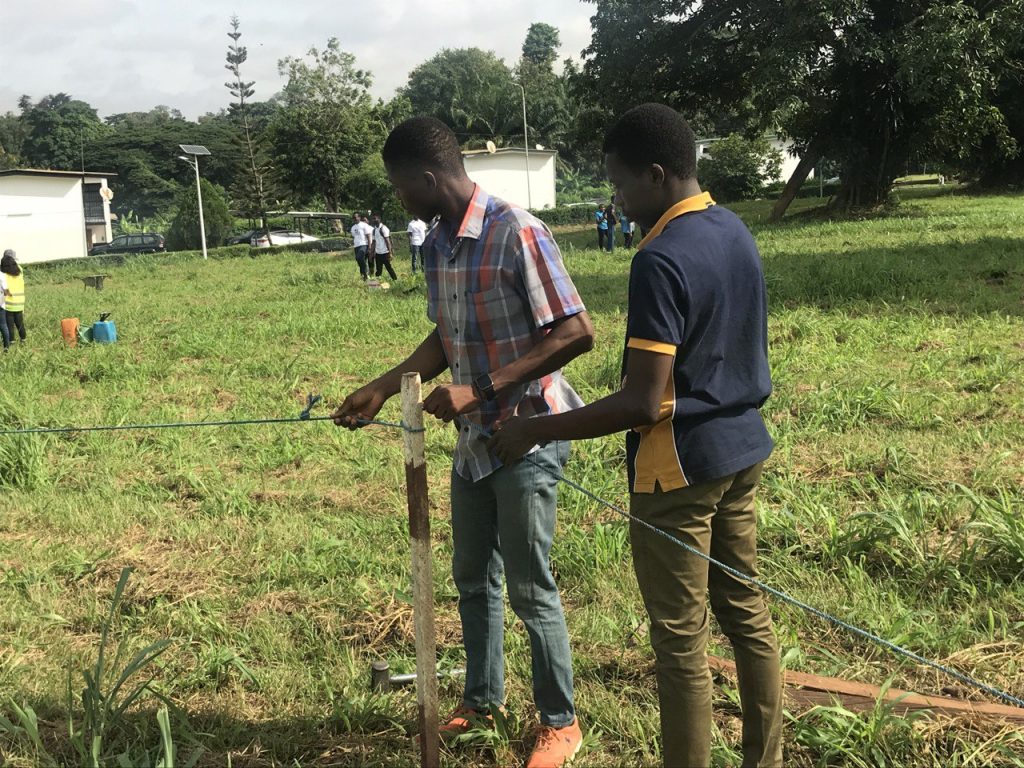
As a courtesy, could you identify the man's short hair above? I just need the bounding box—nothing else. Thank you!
[602,103,697,180]
[383,116,464,176]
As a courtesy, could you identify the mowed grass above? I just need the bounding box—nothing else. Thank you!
[1,186,1023,766]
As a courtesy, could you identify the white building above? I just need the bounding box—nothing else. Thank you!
[695,135,811,183]
[0,169,116,265]
[462,147,557,210]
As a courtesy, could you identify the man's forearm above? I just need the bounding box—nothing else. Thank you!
[375,330,449,396]
[490,312,595,394]
[528,389,655,442]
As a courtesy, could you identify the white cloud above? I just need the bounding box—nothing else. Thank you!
[0,0,594,119]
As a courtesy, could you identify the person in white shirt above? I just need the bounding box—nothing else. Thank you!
[350,213,375,281]
[407,217,428,274]
[371,213,398,280]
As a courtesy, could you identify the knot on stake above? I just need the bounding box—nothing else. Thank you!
[299,393,322,420]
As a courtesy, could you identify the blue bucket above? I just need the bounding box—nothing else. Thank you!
[92,320,117,344]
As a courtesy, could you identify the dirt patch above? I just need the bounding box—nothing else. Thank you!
[213,389,238,412]
[84,524,224,606]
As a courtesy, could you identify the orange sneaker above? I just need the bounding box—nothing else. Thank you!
[526,718,583,768]
[438,707,492,738]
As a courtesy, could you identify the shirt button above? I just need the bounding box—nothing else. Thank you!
[452,293,457,300]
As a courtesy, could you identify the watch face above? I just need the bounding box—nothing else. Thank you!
[475,374,495,400]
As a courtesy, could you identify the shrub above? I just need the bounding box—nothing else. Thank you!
[698,134,784,202]
[533,205,600,226]
[166,179,235,251]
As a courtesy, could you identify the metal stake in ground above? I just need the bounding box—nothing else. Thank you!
[401,373,440,768]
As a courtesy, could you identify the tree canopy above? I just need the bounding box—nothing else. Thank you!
[403,48,520,146]
[270,38,380,214]
[582,0,1024,211]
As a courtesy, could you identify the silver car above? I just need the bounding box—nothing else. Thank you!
[251,230,321,248]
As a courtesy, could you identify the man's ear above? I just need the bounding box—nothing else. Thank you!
[649,163,667,187]
[423,171,438,191]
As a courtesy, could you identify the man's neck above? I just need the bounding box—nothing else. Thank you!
[438,177,478,228]
[659,178,703,213]
[639,178,704,230]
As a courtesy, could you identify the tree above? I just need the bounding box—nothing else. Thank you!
[224,15,279,241]
[270,39,379,214]
[19,93,109,170]
[516,25,574,155]
[403,48,520,144]
[82,107,237,219]
[0,112,28,168]
[522,23,561,70]
[697,135,782,202]
[953,29,1024,187]
[581,0,1024,216]
[166,178,233,251]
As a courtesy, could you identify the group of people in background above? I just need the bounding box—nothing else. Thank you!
[350,200,636,285]
[349,212,429,282]
[0,249,26,352]
[595,202,635,252]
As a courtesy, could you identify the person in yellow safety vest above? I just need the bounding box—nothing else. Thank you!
[1,249,26,346]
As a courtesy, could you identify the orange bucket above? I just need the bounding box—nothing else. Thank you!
[61,318,80,347]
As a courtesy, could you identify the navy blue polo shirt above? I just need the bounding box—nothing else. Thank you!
[622,192,773,493]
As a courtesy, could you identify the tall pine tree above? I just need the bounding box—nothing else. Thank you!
[225,16,277,240]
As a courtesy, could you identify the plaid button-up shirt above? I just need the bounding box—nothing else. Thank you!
[425,186,586,481]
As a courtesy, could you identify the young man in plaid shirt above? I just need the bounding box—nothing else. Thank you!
[334,116,593,768]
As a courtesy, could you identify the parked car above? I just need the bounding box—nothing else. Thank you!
[225,229,259,246]
[251,230,320,248]
[91,233,166,255]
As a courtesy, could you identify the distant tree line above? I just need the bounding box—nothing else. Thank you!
[2,4,1022,230]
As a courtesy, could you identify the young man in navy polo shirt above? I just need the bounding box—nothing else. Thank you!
[491,103,783,767]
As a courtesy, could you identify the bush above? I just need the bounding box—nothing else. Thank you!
[698,135,784,202]
[166,179,235,251]
[533,205,600,227]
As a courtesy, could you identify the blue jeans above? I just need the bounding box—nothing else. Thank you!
[410,244,423,273]
[450,440,576,727]
[0,309,9,349]
[354,246,369,279]
[605,229,615,252]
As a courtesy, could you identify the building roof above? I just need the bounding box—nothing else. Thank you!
[462,147,558,158]
[0,168,118,179]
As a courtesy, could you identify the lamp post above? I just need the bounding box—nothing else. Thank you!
[178,144,212,260]
[513,83,532,210]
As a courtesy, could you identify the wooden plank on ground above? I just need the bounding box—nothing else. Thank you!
[707,655,1024,723]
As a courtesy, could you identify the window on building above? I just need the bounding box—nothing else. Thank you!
[83,183,106,224]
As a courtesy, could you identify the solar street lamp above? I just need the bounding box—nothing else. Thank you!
[513,83,532,210]
[178,144,212,260]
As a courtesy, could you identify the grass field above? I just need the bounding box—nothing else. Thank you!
[1,186,1022,767]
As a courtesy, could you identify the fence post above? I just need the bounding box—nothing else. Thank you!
[401,373,439,768]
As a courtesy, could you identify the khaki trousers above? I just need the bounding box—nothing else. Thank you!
[630,462,783,768]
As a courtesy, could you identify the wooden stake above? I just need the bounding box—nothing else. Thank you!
[401,373,440,768]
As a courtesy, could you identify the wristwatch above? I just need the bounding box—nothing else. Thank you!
[473,372,497,402]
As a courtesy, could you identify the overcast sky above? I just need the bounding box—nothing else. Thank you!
[1,0,595,119]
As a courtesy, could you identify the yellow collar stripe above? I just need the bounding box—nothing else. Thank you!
[637,191,715,250]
